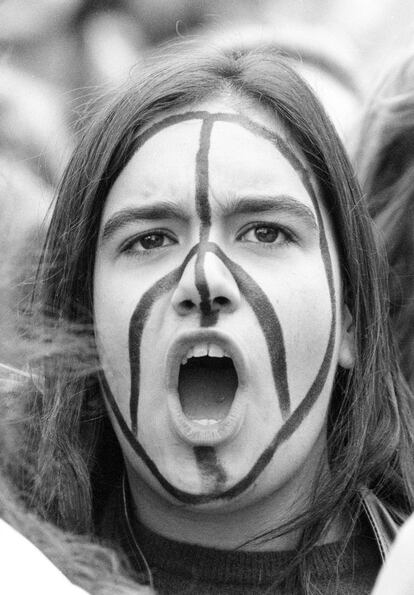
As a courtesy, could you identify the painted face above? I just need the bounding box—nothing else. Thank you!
[94,100,354,508]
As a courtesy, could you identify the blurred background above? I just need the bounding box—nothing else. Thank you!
[1,0,413,182]
[0,0,413,365]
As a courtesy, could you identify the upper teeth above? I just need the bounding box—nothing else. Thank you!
[181,343,226,365]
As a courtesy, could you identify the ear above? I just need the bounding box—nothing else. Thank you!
[338,304,355,369]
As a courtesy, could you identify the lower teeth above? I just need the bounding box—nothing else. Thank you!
[195,419,218,426]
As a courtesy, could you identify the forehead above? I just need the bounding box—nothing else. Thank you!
[103,106,318,216]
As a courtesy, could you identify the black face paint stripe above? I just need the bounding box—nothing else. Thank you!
[102,372,232,504]
[284,156,337,391]
[128,112,213,154]
[195,118,213,227]
[102,110,339,504]
[128,270,179,436]
[205,243,290,419]
[194,446,227,492]
[129,244,199,435]
[101,372,202,503]
[206,242,335,428]
[194,116,217,326]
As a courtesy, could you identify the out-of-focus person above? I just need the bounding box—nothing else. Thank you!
[202,23,362,145]
[0,155,51,367]
[0,62,72,186]
[354,48,414,392]
[0,0,146,163]
[0,0,145,93]
[128,0,261,45]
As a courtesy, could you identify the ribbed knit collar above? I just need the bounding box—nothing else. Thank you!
[126,511,379,588]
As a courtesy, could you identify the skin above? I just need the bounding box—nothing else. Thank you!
[94,98,354,549]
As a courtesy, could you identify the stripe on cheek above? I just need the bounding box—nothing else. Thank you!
[205,243,291,418]
[129,246,199,435]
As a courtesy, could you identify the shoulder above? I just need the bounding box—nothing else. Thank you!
[0,519,87,595]
[359,487,408,561]
[371,513,414,595]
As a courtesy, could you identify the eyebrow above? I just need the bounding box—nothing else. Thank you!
[100,194,318,244]
[221,195,318,230]
[100,202,190,243]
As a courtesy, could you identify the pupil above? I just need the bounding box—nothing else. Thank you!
[141,234,163,249]
[255,227,278,243]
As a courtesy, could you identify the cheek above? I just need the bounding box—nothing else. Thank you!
[93,276,142,418]
[255,260,333,402]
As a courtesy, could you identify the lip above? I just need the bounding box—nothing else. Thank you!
[166,329,247,446]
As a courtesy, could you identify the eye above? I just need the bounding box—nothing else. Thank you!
[121,230,176,254]
[238,224,292,246]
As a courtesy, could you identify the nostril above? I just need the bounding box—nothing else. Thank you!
[213,296,230,308]
[181,299,195,311]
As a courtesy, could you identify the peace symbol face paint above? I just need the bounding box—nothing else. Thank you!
[93,100,354,507]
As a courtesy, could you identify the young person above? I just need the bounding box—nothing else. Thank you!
[18,40,414,593]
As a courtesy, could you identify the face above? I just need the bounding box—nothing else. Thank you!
[94,99,354,509]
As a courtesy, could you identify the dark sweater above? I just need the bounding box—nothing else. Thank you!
[100,485,381,594]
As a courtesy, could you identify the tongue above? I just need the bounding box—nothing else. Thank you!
[178,356,237,421]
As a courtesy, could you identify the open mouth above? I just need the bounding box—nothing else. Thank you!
[167,332,246,445]
[178,352,238,424]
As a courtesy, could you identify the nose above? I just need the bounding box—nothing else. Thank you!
[172,251,241,316]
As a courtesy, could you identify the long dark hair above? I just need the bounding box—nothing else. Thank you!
[355,50,414,393]
[0,369,149,594]
[20,40,414,591]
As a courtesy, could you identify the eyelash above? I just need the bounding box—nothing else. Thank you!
[236,222,295,248]
[120,229,177,255]
[120,222,295,257]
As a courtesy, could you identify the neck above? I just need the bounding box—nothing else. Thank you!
[125,439,344,551]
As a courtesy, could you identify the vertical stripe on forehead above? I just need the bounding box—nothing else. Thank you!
[195,117,213,226]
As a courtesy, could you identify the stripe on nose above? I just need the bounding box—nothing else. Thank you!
[172,250,241,326]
